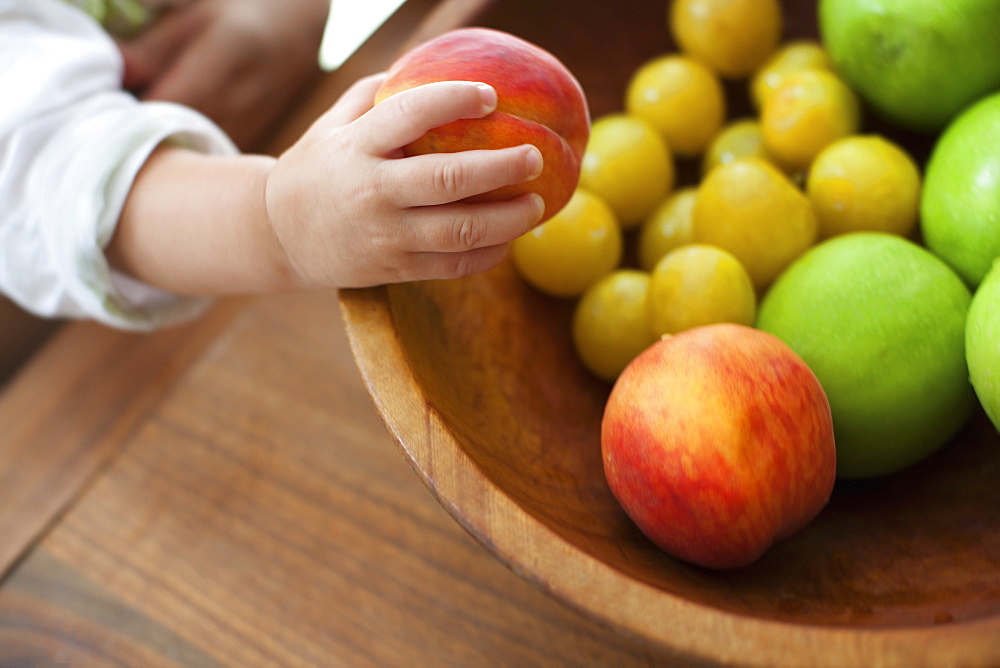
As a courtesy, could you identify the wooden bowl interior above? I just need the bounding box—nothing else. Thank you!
[388,271,1000,628]
[348,0,1000,651]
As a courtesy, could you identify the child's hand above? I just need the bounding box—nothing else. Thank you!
[264,75,546,289]
[117,0,329,149]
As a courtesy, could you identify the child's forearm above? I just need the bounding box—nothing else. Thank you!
[107,146,296,296]
[107,78,547,297]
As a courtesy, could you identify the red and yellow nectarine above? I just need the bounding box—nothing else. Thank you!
[601,324,836,569]
[375,27,590,222]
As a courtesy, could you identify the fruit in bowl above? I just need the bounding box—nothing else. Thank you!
[692,158,818,291]
[646,244,756,337]
[572,269,657,383]
[340,0,1000,662]
[818,0,1000,131]
[670,0,782,79]
[759,68,861,173]
[510,188,622,298]
[757,233,975,479]
[967,261,1000,432]
[624,54,725,158]
[579,114,674,228]
[601,324,836,570]
[805,134,922,239]
[921,90,1000,289]
[750,39,833,110]
[375,27,590,222]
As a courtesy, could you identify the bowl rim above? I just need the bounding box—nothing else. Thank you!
[339,284,1000,666]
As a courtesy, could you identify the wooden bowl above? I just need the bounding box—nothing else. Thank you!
[340,0,1000,663]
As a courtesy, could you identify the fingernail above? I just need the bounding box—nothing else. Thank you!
[529,193,545,221]
[476,83,498,113]
[525,145,543,181]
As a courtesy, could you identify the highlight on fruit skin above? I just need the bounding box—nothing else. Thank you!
[751,39,833,111]
[374,27,591,223]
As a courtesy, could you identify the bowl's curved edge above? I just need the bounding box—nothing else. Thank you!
[337,286,1000,667]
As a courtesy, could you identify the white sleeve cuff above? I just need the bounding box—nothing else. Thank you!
[0,0,240,331]
[5,95,238,331]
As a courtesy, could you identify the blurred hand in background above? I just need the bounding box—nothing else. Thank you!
[117,0,331,149]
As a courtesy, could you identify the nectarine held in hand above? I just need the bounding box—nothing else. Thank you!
[601,324,836,570]
[375,28,590,222]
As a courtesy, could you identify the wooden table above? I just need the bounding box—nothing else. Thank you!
[0,1,679,664]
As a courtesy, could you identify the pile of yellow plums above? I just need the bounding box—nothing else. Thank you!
[511,0,923,382]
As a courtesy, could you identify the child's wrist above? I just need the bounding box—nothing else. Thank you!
[262,148,319,290]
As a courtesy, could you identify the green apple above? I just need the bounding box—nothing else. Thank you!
[967,260,1000,432]
[818,0,1000,131]
[757,233,975,479]
[921,91,1000,289]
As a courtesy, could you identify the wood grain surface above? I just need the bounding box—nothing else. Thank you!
[0,300,60,386]
[1,291,672,666]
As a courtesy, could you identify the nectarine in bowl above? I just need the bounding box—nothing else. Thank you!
[340,0,1000,664]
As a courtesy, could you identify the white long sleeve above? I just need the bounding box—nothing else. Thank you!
[0,0,238,330]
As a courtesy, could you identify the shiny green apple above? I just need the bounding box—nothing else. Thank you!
[967,260,1000,432]
[921,91,1000,289]
[819,0,1000,131]
[757,233,975,479]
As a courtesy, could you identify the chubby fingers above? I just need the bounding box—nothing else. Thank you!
[360,81,499,155]
[384,143,543,208]
[403,193,545,254]
[412,245,513,282]
[394,194,544,282]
